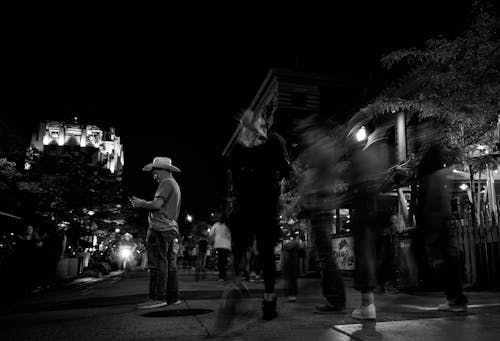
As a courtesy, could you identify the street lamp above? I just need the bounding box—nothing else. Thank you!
[356,126,367,142]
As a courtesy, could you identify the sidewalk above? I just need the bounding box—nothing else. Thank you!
[79,270,500,340]
[2,269,500,340]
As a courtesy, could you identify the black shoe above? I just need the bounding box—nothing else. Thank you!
[314,302,346,314]
[262,297,277,320]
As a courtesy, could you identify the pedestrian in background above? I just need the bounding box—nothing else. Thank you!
[15,224,43,295]
[209,210,232,284]
[131,156,182,309]
[283,229,303,302]
[39,223,67,290]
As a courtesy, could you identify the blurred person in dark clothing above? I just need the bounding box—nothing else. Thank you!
[348,121,395,320]
[217,108,290,327]
[296,117,347,314]
[414,122,468,312]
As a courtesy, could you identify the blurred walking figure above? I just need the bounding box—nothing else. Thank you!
[348,121,395,321]
[414,121,468,312]
[209,210,232,284]
[217,108,290,328]
[131,156,182,309]
[296,116,347,313]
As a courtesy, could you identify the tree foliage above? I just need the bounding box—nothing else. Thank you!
[0,149,136,242]
[360,3,500,164]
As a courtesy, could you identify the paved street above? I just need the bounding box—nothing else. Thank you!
[1,270,500,340]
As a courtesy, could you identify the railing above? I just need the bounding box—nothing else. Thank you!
[450,207,500,285]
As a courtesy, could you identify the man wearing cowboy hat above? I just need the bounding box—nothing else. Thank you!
[130,157,182,309]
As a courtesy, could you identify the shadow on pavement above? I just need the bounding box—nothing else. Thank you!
[141,308,213,317]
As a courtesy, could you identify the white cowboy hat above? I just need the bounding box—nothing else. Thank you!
[142,157,181,172]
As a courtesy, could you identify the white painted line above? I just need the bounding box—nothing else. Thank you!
[401,303,500,310]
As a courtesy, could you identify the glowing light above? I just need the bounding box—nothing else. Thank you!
[115,228,121,233]
[356,126,367,142]
[24,162,32,170]
[459,184,468,191]
[87,210,95,216]
[186,214,193,222]
[43,135,50,145]
[119,247,132,259]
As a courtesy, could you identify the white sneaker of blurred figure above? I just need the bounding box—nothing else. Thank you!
[352,304,376,320]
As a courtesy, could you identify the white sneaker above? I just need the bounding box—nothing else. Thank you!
[136,300,167,309]
[169,300,182,306]
[352,304,376,320]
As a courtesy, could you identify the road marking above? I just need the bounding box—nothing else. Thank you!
[401,303,500,310]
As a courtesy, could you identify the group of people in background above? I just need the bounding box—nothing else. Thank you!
[14,223,67,296]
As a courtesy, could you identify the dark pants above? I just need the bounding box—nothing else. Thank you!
[376,234,397,286]
[283,249,299,296]
[310,212,346,305]
[147,229,179,303]
[353,214,379,293]
[216,248,230,280]
[415,216,467,304]
[230,209,279,293]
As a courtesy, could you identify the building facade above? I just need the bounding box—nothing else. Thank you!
[29,120,124,174]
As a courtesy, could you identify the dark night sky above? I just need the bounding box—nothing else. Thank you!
[0,4,476,221]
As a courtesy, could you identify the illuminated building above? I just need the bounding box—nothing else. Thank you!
[29,120,124,174]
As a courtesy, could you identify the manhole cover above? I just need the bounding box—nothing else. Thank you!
[142,308,213,317]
